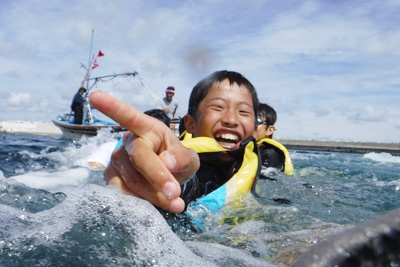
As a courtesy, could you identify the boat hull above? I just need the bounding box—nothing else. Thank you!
[52,115,125,139]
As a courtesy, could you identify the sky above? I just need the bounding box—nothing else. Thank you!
[0,0,399,143]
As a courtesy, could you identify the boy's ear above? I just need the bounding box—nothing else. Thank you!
[266,125,275,136]
[184,114,196,134]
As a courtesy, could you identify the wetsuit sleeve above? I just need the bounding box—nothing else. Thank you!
[180,174,203,210]
[114,138,122,150]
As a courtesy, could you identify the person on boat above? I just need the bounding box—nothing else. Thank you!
[87,109,171,170]
[89,70,260,213]
[156,86,179,119]
[71,87,86,124]
[254,103,293,179]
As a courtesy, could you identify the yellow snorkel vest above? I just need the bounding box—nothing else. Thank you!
[181,136,260,212]
[179,130,192,141]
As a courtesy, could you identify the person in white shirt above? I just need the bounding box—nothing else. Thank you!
[157,86,179,119]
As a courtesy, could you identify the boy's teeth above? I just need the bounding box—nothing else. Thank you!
[217,133,238,141]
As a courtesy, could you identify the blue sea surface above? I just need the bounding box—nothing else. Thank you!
[0,133,400,266]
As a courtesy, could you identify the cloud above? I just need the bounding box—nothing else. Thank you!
[8,92,32,106]
[311,105,330,118]
[345,105,387,122]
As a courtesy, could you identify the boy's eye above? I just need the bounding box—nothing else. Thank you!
[239,109,252,116]
[211,104,224,110]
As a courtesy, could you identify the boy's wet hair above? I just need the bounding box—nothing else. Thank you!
[187,70,259,125]
[258,103,277,127]
[144,109,170,126]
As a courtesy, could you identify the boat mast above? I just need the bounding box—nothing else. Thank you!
[82,29,95,124]
[86,29,94,90]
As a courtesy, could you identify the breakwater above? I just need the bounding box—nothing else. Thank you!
[277,139,400,156]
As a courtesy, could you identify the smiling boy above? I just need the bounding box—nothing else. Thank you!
[184,71,258,149]
[176,71,260,211]
[89,70,259,213]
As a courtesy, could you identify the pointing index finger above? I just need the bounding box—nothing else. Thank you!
[90,90,160,137]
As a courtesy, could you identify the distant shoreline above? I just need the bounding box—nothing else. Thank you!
[1,120,399,156]
[276,139,400,156]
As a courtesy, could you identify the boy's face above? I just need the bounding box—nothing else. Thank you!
[254,116,275,141]
[185,79,255,150]
[166,92,174,101]
[254,116,268,141]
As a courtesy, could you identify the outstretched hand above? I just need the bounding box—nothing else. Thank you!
[90,91,199,213]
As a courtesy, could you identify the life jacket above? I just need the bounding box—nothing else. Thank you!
[178,130,192,141]
[180,136,261,212]
[256,138,293,175]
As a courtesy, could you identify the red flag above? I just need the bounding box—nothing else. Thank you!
[92,59,99,69]
[97,50,104,57]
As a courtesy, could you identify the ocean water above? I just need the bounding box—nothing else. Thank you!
[1,132,400,266]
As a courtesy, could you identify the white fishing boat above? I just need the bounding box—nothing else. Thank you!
[52,70,141,139]
[53,30,182,139]
[52,30,135,139]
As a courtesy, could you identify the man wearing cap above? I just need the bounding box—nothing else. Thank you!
[157,86,179,119]
[71,87,86,124]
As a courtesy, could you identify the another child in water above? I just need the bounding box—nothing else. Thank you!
[255,103,293,179]
[89,70,260,213]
